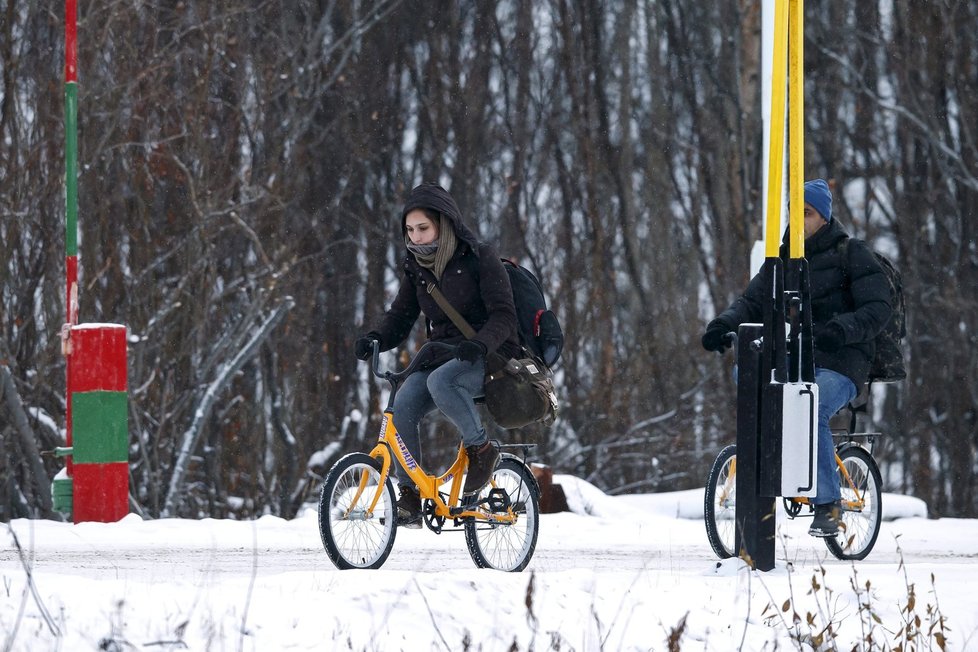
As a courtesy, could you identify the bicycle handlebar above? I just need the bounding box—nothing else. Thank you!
[722,331,764,352]
[368,340,458,384]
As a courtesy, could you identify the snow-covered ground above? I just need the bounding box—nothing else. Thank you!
[2,475,976,651]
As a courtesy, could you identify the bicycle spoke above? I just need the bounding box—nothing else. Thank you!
[464,460,539,571]
[705,445,738,559]
[319,454,397,569]
[825,447,882,561]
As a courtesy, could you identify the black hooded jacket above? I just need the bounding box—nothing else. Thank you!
[713,219,892,386]
[368,183,520,369]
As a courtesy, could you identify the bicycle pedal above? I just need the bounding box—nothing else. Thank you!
[485,488,510,513]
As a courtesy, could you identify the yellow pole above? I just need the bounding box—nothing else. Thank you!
[764,0,789,258]
[788,0,805,259]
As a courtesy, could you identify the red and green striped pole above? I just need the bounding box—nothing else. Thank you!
[65,0,78,326]
[53,0,130,522]
[65,0,79,465]
[54,0,80,513]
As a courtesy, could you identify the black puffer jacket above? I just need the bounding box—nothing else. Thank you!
[368,184,520,370]
[712,219,892,386]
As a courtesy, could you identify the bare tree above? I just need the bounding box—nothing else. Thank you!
[2,0,976,520]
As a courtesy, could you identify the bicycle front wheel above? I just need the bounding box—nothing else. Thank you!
[318,452,397,570]
[824,446,882,561]
[464,458,540,572]
[704,445,738,559]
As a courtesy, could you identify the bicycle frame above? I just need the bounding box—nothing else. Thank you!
[788,446,867,511]
[370,414,516,523]
[720,444,868,514]
[352,341,517,525]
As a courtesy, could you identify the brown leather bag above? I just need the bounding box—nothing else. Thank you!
[483,356,558,429]
[427,283,558,429]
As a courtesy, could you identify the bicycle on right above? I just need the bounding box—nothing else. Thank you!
[704,383,883,561]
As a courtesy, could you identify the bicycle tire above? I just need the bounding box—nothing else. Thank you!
[318,453,397,570]
[704,445,738,559]
[824,446,882,561]
[464,457,540,572]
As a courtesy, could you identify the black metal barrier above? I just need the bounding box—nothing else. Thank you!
[734,323,777,571]
[733,257,814,572]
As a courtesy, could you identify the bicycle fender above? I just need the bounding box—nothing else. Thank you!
[497,452,540,492]
[834,441,869,456]
[498,451,532,473]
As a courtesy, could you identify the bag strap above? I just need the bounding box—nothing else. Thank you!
[426,282,513,371]
[426,283,477,339]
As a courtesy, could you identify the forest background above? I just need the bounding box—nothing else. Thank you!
[2,1,975,522]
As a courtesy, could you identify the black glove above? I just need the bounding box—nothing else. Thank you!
[354,334,378,361]
[815,323,845,353]
[455,340,487,364]
[701,320,734,353]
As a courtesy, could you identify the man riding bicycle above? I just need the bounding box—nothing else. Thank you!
[701,179,892,537]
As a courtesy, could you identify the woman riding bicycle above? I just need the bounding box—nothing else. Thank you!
[354,182,520,528]
[701,179,892,537]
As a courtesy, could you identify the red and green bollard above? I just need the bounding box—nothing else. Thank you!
[53,325,129,522]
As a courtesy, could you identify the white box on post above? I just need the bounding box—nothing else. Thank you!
[780,382,818,497]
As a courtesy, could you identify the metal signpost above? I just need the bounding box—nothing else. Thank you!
[733,0,817,571]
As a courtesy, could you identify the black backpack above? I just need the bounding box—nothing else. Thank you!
[501,259,563,369]
[840,240,907,382]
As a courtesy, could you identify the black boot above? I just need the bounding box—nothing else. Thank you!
[809,500,842,537]
[397,484,422,529]
[463,440,500,496]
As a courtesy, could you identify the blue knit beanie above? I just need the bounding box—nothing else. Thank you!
[804,179,832,222]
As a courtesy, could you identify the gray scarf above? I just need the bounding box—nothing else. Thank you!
[406,215,457,280]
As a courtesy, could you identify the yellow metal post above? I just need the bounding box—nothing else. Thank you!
[788,0,805,259]
[764,0,805,259]
[764,0,789,258]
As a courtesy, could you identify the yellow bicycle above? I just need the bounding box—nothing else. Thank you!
[704,385,883,561]
[317,341,540,571]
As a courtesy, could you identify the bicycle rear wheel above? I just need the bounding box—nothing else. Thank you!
[704,445,737,559]
[464,458,540,572]
[824,446,882,561]
[318,453,397,569]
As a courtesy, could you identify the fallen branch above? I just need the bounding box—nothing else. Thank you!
[0,364,55,516]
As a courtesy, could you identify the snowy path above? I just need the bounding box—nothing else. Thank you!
[3,481,977,651]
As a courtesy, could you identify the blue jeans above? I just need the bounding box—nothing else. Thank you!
[814,367,857,505]
[391,357,487,484]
